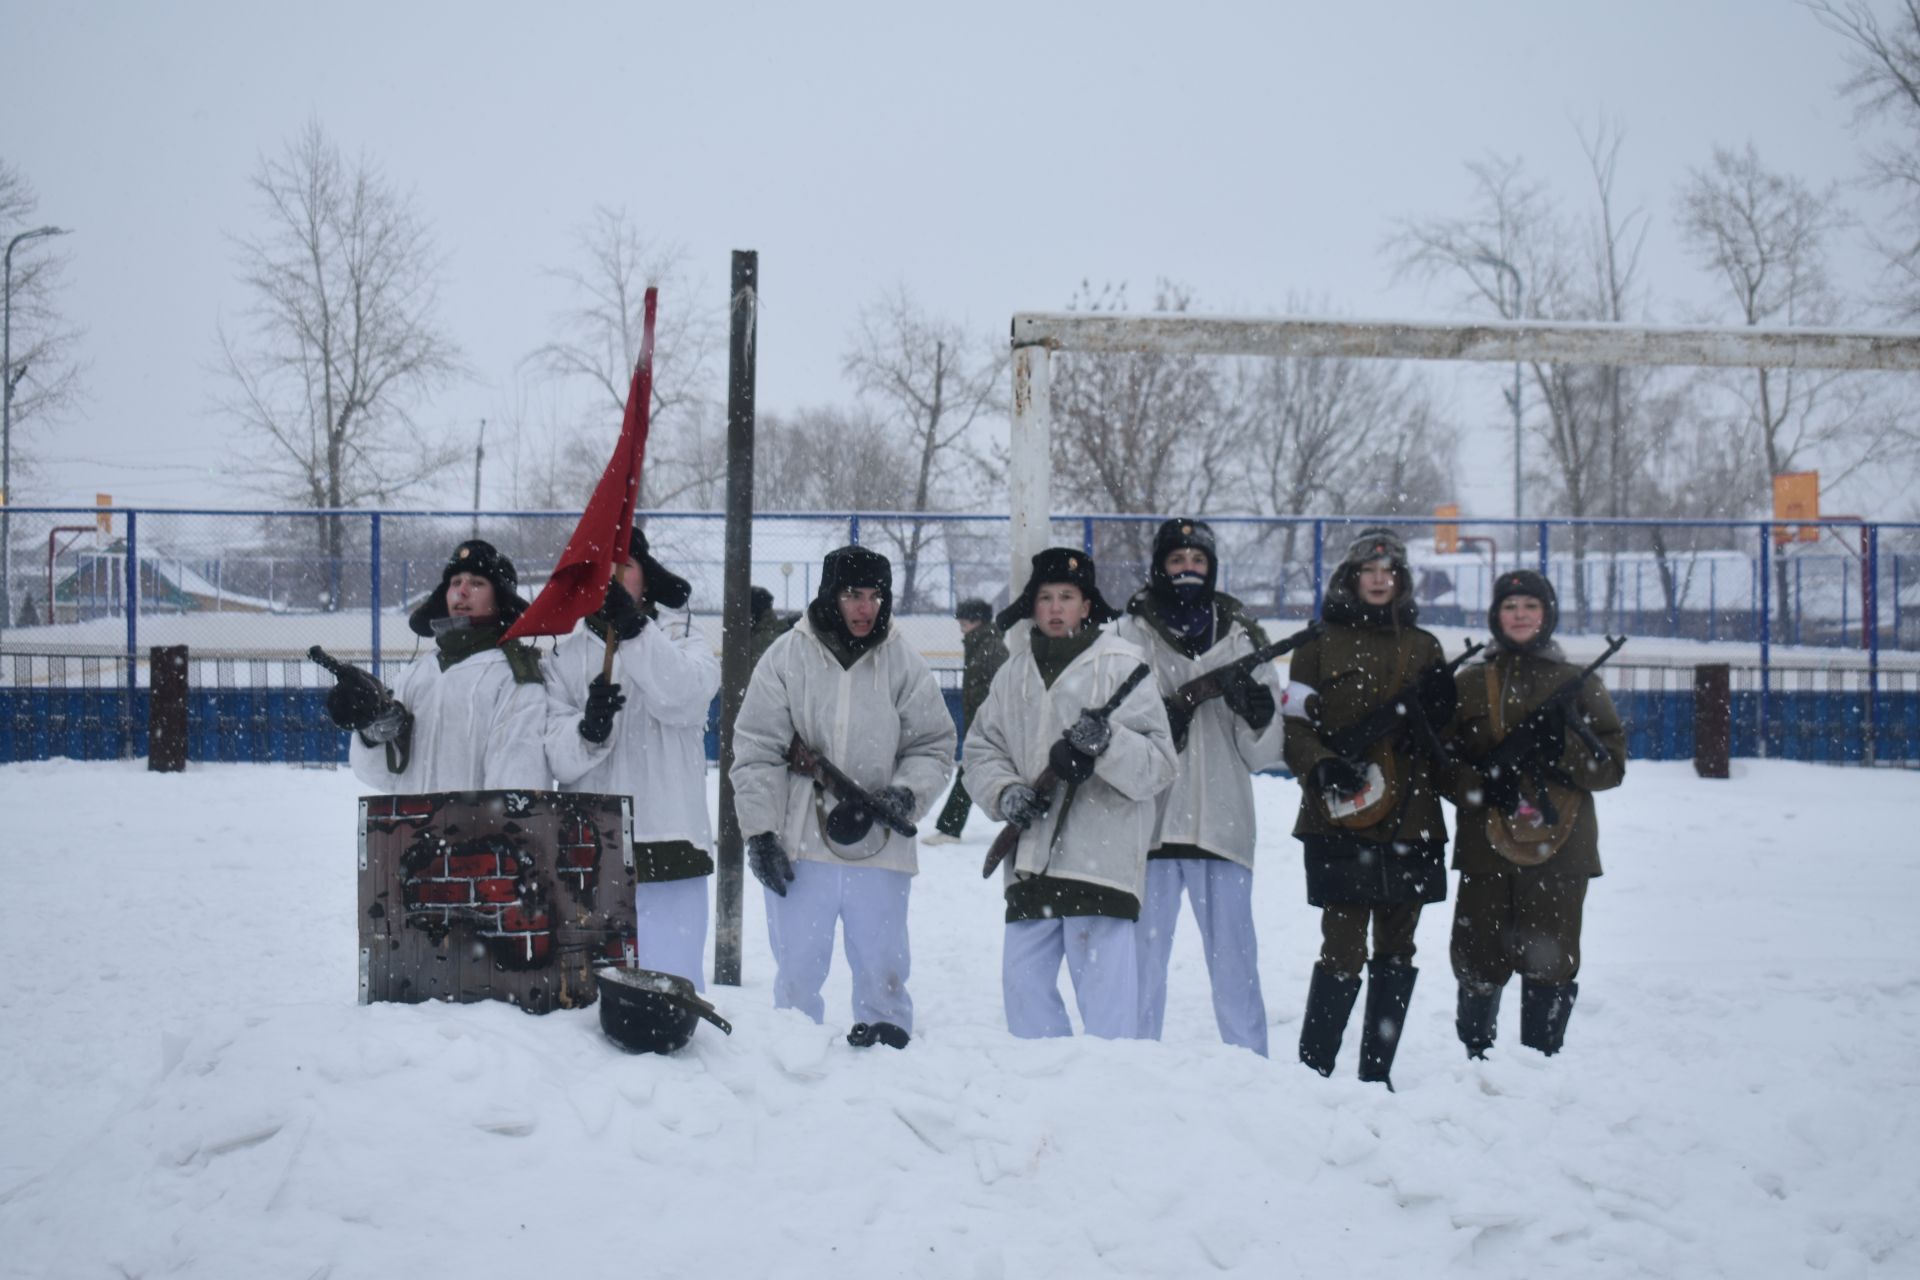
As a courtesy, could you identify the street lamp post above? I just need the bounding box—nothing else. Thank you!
[3,224,71,632]
[1478,254,1525,569]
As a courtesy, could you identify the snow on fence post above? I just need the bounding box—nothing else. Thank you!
[149,645,188,772]
[1693,663,1731,779]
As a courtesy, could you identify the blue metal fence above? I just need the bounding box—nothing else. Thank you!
[3,506,1917,767]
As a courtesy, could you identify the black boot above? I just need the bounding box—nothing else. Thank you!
[1298,963,1362,1077]
[1456,981,1502,1060]
[1357,961,1419,1090]
[1519,979,1577,1056]
[847,1021,911,1049]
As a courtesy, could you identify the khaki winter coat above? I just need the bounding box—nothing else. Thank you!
[730,614,955,876]
[1113,595,1284,868]
[964,622,1178,900]
[1283,622,1450,848]
[1445,644,1627,878]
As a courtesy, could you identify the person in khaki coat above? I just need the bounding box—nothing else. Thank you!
[1283,527,1455,1089]
[1444,569,1625,1059]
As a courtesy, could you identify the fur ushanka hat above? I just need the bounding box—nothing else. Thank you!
[997,547,1119,632]
[408,539,531,637]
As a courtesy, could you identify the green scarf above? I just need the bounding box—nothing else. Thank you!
[434,621,543,684]
[1029,624,1099,688]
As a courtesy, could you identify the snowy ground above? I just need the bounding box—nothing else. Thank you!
[1,760,1916,1278]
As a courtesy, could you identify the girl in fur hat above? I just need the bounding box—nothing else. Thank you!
[1283,526,1455,1089]
[1442,570,1625,1060]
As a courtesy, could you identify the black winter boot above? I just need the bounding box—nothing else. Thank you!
[1357,961,1419,1091]
[1519,979,1577,1056]
[847,1021,911,1049]
[1298,963,1363,1077]
[1456,982,1502,1060]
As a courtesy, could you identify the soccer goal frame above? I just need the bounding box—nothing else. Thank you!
[1005,310,1920,583]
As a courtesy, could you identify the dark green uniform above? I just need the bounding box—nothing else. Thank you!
[934,622,1010,838]
[1444,644,1625,987]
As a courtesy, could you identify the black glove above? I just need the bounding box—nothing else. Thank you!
[1477,762,1523,814]
[999,782,1051,829]
[1064,710,1112,757]
[1049,737,1098,784]
[358,703,411,746]
[1163,697,1193,750]
[747,832,795,897]
[578,675,627,744]
[1415,665,1458,725]
[1508,704,1567,766]
[1219,667,1277,732]
[324,666,386,731]
[871,785,915,828]
[1309,756,1367,797]
[596,578,648,640]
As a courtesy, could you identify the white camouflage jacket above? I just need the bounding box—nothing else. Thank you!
[349,647,549,793]
[1113,611,1285,869]
[964,622,1178,900]
[729,614,955,876]
[542,610,720,850]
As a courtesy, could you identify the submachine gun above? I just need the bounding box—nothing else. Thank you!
[1477,634,1628,827]
[786,735,918,847]
[1162,622,1323,750]
[980,662,1153,879]
[309,645,411,769]
[1324,637,1488,766]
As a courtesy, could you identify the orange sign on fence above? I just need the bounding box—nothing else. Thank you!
[95,493,113,535]
[1771,472,1819,546]
[1433,504,1460,555]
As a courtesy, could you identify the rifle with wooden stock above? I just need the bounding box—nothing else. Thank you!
[786,734,918,840]
[980,661,1153,879]
[1478,634,1627,827]
[1163,621,1322,749]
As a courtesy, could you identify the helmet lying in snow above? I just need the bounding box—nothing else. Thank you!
[595,964,733,1054]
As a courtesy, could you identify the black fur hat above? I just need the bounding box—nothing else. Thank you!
[1489,569,1559,650]
[408,539,531,637]
[1150,517,1219,599]
[1319,526,1417,627]
[954,598,994,626]
[750,586,775,621]
[629,527,692,610]
[808,545,893,650]
[997,547,1119,631]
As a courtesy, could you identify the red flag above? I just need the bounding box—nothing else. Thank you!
[504,287,657,641]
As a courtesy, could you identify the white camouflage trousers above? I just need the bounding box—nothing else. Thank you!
[1134,858,1268,1056]
[763,861,913,1031]
[633,876,710,992]
[1002,915,1140,1039]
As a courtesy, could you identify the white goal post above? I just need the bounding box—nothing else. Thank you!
[1005,310,1920,583]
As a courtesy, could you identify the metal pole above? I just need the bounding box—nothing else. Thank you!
[1008,341,1052,590]
[1477,255,1524,569]
[714,250,759,988]
[1759,525,1772,757]
[1866,524,1879,765]
[369,514,383,682]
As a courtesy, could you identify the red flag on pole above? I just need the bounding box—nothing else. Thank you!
[503,287,657,641]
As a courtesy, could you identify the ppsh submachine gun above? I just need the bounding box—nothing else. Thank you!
[1162,622,1322,750]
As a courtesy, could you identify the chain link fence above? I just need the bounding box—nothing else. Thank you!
[2,505,1916,764]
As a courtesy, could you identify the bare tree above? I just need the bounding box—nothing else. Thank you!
[1389,153,1632,615]
[524,207,722,509]
[1674,141,1879,633]
[1809,0,1920,320]
[217,121,462,604]
[0,159,83,497]
[842,286,1004,610]
[1049,281,1249,583]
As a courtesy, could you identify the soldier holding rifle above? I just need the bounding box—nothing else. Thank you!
[1444,570,1626,1061]
[319,538,548,793]
[964,548,1176,1041]
[1284,526,1458,1089]
[730,546,954,1050]
[1114,518,1301,1057]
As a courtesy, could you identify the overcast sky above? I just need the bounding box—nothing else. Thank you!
[3,0,1904,518]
